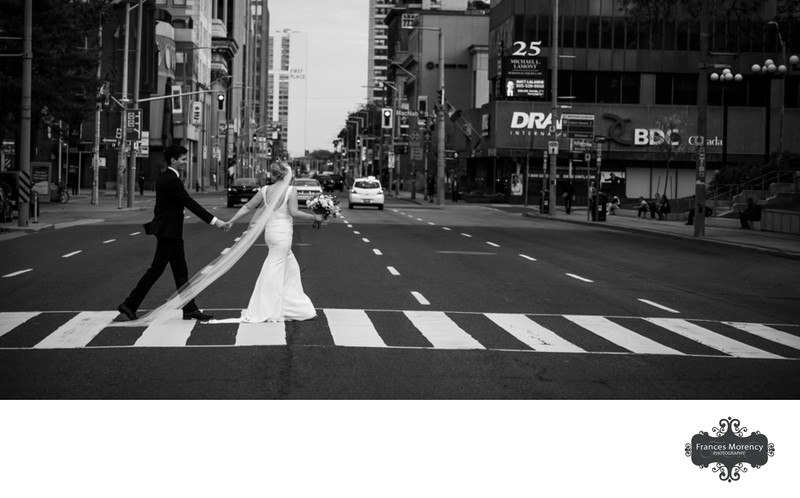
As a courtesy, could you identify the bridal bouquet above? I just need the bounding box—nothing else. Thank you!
[306,194,342,229]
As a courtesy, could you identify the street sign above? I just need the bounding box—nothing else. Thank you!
[401,13,419,29]
[192,102,202,125]
[561,113,595,140]
[584,153,591,162]
[410,147,423,160]
[548,140,559,155]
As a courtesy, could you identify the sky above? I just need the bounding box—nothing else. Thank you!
[269,0,370,153]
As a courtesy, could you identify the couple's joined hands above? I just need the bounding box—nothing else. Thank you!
[213,219,232,232]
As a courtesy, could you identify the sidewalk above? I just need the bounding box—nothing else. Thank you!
[390,189,800,260]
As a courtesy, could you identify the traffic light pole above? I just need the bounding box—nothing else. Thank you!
[126,0,143,209]
[436,29,445,207]
[116,4,131,210]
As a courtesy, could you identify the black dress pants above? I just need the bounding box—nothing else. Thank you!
[124,237,199,313]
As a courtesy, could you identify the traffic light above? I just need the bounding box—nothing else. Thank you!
[356,136,361,148]
[217,93,225,110]
[381,108,393,129]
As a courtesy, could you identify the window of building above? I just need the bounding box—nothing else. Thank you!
[538,15,550,46]
[597,72,620,103]
[689,19,700,51]
[621,74,640,103]
[638,20,650,49]
[664,18,676,51]
[652,19,663,50]
[677,20,689,51]
[572,71,596,102]
[588,18,600,49]
[786,75,799,108]
[562,16,574,48]
[600,18,612,49]
[575,17,588,48]
[711,20,727,52]
[673,74,697,105]
[613,18,626,50]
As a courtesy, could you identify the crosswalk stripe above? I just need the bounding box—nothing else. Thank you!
[724,322,800,351]
[486,313,585,353]
[134,311,195,347]
[0,312,39,338]
[405,310,484,349]
[235,321,286,346]
[34,311,118,349]
[646,318,784,359]
[566,315,682,355]
[325,309,387,348]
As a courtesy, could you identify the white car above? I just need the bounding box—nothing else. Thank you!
[293,178,323,207]
[348,177,385,210]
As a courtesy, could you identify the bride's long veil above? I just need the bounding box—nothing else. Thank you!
[112,165,293,327]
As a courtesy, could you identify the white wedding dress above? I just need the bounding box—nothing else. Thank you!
[239,185,317,322]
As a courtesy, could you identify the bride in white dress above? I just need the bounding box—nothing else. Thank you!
[222,162,323,322]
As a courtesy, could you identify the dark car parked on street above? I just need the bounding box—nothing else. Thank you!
[227,177,261,207]
[316,173,344,192]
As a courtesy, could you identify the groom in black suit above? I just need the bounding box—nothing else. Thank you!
[117,144,225,322]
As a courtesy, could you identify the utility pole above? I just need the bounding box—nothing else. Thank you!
[549,0,559,217]
[436,29,445,207]
[694,0,710,236]
[125,0,143,208]
[116,5,130,209]
[92,21,102,205]
[18,0,32,227]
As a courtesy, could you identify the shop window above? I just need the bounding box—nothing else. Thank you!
[748,78,767,107]
[785,76,799,108]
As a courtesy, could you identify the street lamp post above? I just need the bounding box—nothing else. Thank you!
[752,54,799,162]
[709,68,742,170]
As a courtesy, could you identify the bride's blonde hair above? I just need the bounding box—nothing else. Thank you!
[270,161,290,181]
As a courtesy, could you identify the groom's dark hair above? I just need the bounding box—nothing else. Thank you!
[164,144,188,166]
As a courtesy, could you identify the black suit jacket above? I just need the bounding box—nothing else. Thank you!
[143,169,214,239]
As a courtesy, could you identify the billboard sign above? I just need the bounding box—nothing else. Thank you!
[502,56,547,99]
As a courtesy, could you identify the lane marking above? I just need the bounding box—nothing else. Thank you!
[362,238,370,243]
[443,227,451,231]
[2,269,33,278]
[34,311,118,349]
[405,310,484,349]
[566,273,593,283]
[129,232,141,236]
[460,233,472,238]
[0,312,39,338]
[436,251,496,255]
[353,230,361,234]
[410,291,430,305]
[62,250,82,258]
[724,322,800,350]
[638,298,680,314]
[519,254,537,261]
[387,266,400,276]
[134,311,195,347]
[566,315,682,355]
[486,313,584,353]
[428,222,436,225]
[235,321,286,346]
[373,249,383,255]
[221,248,231,255]
[646,317,784,359]
[416,217,423,221]
[102,239,116,244]
[325,308,387,347]
[486,241,500,248]
[346,224,353,228]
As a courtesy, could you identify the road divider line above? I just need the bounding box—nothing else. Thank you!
[129,232,141,236]
[387,266,400,276]
[428,222,435,225]
[443,227,451,231]
[373,249,382,255]
[362,238,370,243]
[62,251,82,258]
[353,231,361,234]
[638,298,680,314]
[405,310,484,349]
[461,233,472,238]
[566,273,593,283]
[102,239,116,244]
[646,317,784,359]
[2,269,33,278]
[416,218,423,221]
[519,254,537,261]
[486,241,500,248]
[410,291,430,305]
[325,308,387,347]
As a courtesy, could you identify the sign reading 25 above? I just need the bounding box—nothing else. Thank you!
[512,41,542,57]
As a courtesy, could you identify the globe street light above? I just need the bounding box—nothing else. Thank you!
[709,68,742,169]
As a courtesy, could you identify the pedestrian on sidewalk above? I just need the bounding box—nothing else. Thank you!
[117,144,227,323]
[656,193,671,220]
[637,196,650,218]
[138,173,146,196]
[427,175,436,203]
[562,180,575,214]
[739,198,760,229]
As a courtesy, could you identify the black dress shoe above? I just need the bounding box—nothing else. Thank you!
[183,310,213,321]
[117,303,137,321]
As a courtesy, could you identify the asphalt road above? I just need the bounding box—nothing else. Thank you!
[1,194,798,398]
